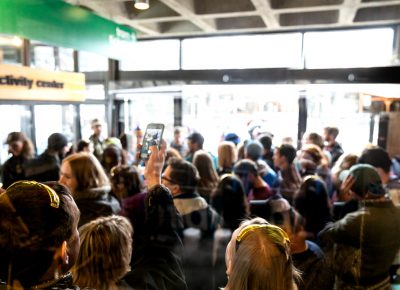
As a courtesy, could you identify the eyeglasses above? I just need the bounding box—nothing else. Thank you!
[7,180,60,208]
[235,224,290,259]
[161,175,177,184]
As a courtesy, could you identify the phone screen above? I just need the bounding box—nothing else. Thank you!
[140,123,164,160]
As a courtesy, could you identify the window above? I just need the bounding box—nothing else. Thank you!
[120,39,180,71]
[304,28,394,68]
[182,33,303,69]
[78,51,108,72]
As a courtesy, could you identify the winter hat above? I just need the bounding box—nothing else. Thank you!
[48,133,68,151]
[348,164,385,197]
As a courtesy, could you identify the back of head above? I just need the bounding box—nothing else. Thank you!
[277,144,297,165]
[233,159,258,178]
[301,144,323,166]
[101,144,124,174]
[245,140,263,161]
[193,150,218,183]
[63,153,109,192]
[258,134,273,151]
[348,164,385,198]
[0,181,78,287]
[211,174,248,231]
[225,218,298,290]
[73,215,132,290]
[168,157,199,194]
[305,132,324,149]
[224,133,241,146]
[110,165,143,199]
[358,147,392,173]
[48,133,68,151]
[218,141,237,168]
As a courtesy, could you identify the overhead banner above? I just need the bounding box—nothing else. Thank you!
[0,64,86,102]
[0,0,136,60]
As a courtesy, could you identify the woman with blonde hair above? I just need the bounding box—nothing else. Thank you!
[224,217,299,290]
[72,215,133,290]
[59,152,120,227]
[193,150,219,202]
[217,141,237,176]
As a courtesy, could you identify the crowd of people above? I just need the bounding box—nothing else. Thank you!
[0,119,400,290]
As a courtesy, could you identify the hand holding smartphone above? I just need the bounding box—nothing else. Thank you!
[139,123,165,160]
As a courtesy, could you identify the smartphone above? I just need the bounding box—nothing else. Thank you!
[139,123,165,160]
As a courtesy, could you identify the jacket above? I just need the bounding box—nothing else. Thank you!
[123,184,187,290]
[74,186,121,227]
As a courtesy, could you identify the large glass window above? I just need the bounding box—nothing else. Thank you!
[0,35,22,65]
[120,39,180,71]
[34,105,76,154]
[116,93,175,141]
[305,86,371,154]
[182,85,299,154]
[80,104,108,140]
[304,28,394,68]
[181,33,303,70]
[0,105,31,165]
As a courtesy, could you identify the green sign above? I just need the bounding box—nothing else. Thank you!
[0,0,137,60]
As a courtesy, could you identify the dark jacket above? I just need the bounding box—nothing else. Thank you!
[123,185,187,290]
[74,186,121,227]
[24,150,61,182]
[319,199,400,288]
[1,155,29,188]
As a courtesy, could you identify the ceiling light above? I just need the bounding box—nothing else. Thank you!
[134,0,149,10]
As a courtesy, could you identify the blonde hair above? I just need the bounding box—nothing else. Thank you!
[225,218,299,290]
[218,141,237,169]
[72,215,133,290]
[62,152,109,192]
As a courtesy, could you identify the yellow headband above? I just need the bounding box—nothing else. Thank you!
[7,181,60,208]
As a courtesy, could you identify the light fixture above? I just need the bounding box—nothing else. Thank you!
[134,0,149,10]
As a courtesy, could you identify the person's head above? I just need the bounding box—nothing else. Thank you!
[76,139,91,153]
[244,140,263,162]
[218,141,237,169]
[323,126,339,143]
[211,174,249,231]
[0,181,80,288]
[225,218,298,290]
[48,133,69,158]
[233,159,259,193]
[293,176,331,236]
[162,157,199,196]
[72,215,132,290]
[358,147,392,174]
[303,132,324,149]
[101,144,125,175]
[258,134,273,155]
[5,131,34,159]
[187,132,204,153]
[224,133,241,146]
[173,127,182,142]
[193,150,219,183]
[59,152,109,195]
[346,164,385,199]
[299,144,323,166]
[268,204,307,254]
[110,165,144,200]
[91,119,102,136]
[273,144,297,170]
